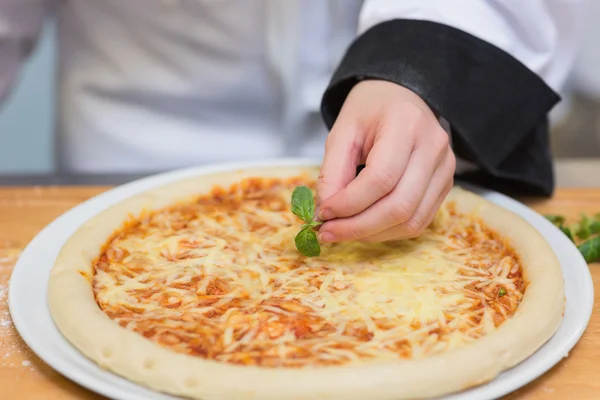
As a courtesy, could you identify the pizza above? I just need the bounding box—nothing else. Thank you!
[47,165,564,400]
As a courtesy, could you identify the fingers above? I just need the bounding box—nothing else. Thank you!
[360,175,453,243]
[316,80,455,245]
[319,136,442,240]
[316,117,362,208]
[317,113,418,220]
[319,148,455,243]
[359,152,455,242]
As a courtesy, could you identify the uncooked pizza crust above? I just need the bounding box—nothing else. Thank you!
[47,165,564,400]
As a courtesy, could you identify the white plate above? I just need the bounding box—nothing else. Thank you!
[8,159,595,400]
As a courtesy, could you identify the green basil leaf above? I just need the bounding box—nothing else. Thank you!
[560,226,575,243]
[590,220,600,235]
[577,235,600,263]
[295,227,321,257]
[545,214,566,226]
[576,214,592,240]
[291,186,315,223]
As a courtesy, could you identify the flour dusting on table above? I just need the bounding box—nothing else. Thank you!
[0,247,37,372]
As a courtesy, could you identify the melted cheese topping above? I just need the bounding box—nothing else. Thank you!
[92,177,525,367]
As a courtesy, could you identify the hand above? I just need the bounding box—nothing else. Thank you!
[316,80,456,243]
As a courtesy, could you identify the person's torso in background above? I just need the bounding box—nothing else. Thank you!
[55,0,363,173]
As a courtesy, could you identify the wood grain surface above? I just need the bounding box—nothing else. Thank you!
[0,187,598,400]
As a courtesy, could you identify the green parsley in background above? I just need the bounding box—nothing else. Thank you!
[545,213,600,263]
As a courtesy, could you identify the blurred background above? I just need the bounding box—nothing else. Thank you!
[1,6,600,181]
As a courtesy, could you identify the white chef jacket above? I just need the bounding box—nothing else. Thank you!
[0,0,587,174]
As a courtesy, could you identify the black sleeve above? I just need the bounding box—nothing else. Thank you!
[320,19,561,197]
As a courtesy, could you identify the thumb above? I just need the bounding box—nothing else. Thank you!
[316,117,362,215]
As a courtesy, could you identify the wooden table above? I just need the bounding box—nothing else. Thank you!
[0,187,598,399]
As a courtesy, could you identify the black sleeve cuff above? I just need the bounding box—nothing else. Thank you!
[321,19,561,197]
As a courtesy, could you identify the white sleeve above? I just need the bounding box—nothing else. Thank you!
[0,0,58,103]
[359,0,588,93]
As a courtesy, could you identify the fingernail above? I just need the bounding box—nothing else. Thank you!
[317,209,334,221]
[318,232,335,243]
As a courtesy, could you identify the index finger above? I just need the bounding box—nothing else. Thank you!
[318,129,413,219]
[316,119,362,207]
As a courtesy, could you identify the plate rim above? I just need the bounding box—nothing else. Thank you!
[8,158,595,400]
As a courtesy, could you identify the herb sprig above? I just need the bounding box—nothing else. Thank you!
[291,186,323,257]
[545,212,600,263]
